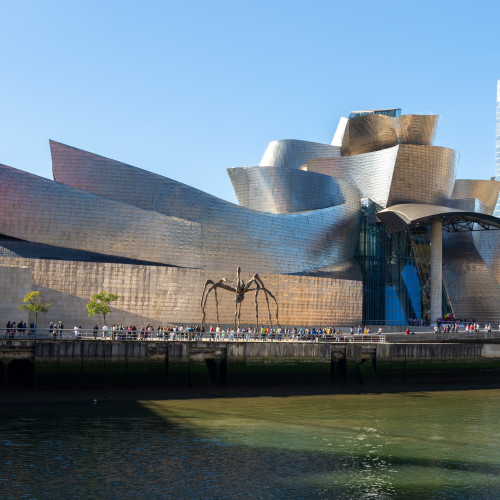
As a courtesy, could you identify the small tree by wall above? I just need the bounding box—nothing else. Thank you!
[86,292,119,325]
[18,291,51,327]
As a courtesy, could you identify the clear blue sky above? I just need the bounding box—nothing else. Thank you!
[1,0,499,204]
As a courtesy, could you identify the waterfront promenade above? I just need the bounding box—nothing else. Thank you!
[4,327,500,343]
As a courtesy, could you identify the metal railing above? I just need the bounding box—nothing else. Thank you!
[0,328,386,343]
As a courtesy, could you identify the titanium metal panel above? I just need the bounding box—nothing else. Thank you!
[304,146,399,208]
[341,114,398,156]
[395,115,438,145]
[3,160,360,274]
[386,145,458,207]
[472,230,500,286]
[0,163,203,268]
[227,166,360,214]
[50,140,228,223]
[451,179,500,216]
[331,117,348,146]
[443,231,500,321]
[259,139,341,170]
[448,198,490,215]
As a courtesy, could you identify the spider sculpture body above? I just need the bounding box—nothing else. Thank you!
[201,267,279,332]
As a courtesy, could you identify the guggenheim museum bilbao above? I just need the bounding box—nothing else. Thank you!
[2,108,500,327]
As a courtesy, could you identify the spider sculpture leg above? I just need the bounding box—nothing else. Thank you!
[264,288,273,330]
[237,297,245,332]
[253,275,280,328]
[201,280,216,329]
[254,282,261,333]
[251,277,273,329]
[201,280,235,330]
[234,292,238,332]
[214,287,220,327]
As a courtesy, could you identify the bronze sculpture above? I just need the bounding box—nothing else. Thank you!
[201,267,279,332]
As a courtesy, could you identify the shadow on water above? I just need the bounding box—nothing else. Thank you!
[2,393,500,499]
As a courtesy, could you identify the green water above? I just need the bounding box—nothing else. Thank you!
[2,389,500,498]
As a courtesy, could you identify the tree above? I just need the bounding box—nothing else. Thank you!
[86,291,119,325]
[18,291,51,327]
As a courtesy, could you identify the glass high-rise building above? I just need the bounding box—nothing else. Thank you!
[494,80,500,216]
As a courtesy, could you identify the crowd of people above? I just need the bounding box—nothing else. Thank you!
[433,322,494,334]
[85,324,355,341]
[4,320,500,340]
[4,321,36,338]
[4,322,382,341]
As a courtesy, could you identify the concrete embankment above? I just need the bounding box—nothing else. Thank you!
[2,340,500,389]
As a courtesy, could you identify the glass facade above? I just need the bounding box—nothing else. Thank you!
[349,108,402,119]
[357,200,451,326]
[494,80,500,216]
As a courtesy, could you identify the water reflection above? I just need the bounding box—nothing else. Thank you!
[1,390,500,498]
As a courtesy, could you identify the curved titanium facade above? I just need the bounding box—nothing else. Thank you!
[304,146,399,208]
[451,179,500,216]
[259,140,341,170]
[227,166,359,214]
[386,145,458,207]
[341,114,398,156]
[0,163,360,275]
[443,231,500,322]
[305,144,457,209]
[395,115,438,145]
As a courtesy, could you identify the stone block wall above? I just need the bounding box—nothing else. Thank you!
[0,257,363,329]
[0,265,32,326]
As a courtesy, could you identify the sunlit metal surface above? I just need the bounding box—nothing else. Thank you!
[451,179,500,216]
[386,145,458,207]
[0,162,360,275]
[227,166,359,214]
[305,144,457,209]
[395,115,438,145]
[331,117,348,146]
[472,230,500,286]
[341,114,398,156]
[443,231,500,321]
[304,146,399,207]
[259,139,341,170]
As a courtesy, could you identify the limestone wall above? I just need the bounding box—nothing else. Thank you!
[0,258,363,329]
[0,265,32,326]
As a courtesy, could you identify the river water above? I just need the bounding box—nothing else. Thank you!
[2,389,500,499]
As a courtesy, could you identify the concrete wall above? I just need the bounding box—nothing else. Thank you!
[3,340,500,390]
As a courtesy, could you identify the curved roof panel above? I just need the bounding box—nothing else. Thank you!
[378,203,500,233]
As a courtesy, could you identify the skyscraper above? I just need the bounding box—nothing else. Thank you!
[494,80,500,216]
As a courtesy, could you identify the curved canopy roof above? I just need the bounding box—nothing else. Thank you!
[377,203,500,233]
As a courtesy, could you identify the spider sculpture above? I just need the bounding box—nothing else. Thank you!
[201,267,280,332]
